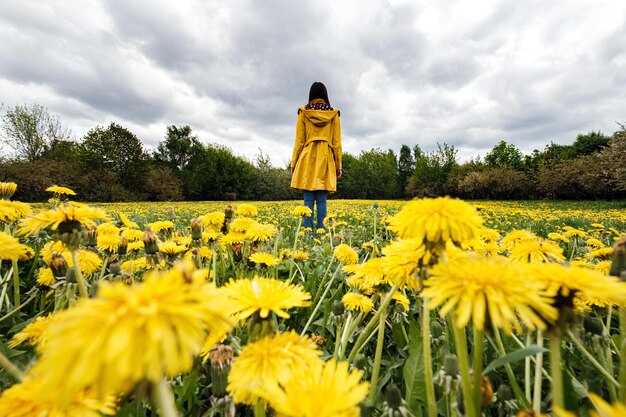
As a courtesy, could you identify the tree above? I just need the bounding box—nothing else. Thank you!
[570,131,610,157]
[484,141,525,171]
[397,144,414,197]
[1,104,71,161]
[408,143,458,196]
[81,123,148,193]
[154,125,201,171]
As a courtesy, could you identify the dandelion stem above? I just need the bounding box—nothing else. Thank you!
[347,283,400,363]
[450,317,477,417]
[368,308,387,403]
[472,327,485,417]
[533,329,544,414]
[619,307,626,402]
[525,332,532,402]
[71,250,89,298]
[490,326,529,408]
[0,291,38,324]
[300,264,340,336]
[422,300,437,417]
[312,255,335,305]
[288,218,303,280]
[549,332,564,410]
[254,400,267,417]
[152,378,179,417]
[0,348,24,381]
[11,259,19,307]
[567,329,619,388]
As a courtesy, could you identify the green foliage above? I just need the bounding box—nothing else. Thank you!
[397,144,414,197]
[407,143,458,197]
[484,141,525,171]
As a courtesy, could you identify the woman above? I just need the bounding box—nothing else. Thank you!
[290,82,342,231]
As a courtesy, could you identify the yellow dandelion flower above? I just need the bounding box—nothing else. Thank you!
[221,231,247,246]
[46,185,76,195]
[235,204,258,217]
[387,197,483,245]
[585,247,614,260]
[0,377,116,417]
[121,257,149,272]
[127,240,144,252]
[97,233,120,253]
[199,211,225,228]
[587,393,626,417]
[392,291,410,311]
[471,240,503,257]
[121,228,144,241]
[146,220,174,233]
[381,238,429,291]
[316,228,326,235]
[203,228,222,243]
[591,223,605,229]
[9,314,59,349]
[172,235,192,247]
[18,204,108,236]
[246,223,277,243]
[0,230,30,260]
[228,332,321,405]
[33,263,235,403]
[0,181,17,199]
[40,240,69,264]
[293,250,309,262]
[249,252,280,267]
[37,267,55,286]
[261,358,369,417]
[342,293,374,313]
[229,217,256,233]
[479,228,500,243]
[595,260,612,275]
[158,240,188,256]
[344,257,387,293]
[66,249,102,275]
[279,248,293,262]
[0,200,31,222]
[501,230,536,250]
[97,222,120,235]
[195,246,213,261]
[547,232,569,244]
[117,212,139,229]
[563,228,587,238]
[422,255,558,334]
[334,244,359,265]
[509,238,565,263]
[586,238,606,249]
[526,262,626,311]
[222,276,311,321]
[293,206,313,217]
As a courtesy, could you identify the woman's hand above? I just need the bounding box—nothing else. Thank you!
[336,169,342,179]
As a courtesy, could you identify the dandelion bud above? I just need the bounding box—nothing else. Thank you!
[610,236,626,280]
[83,225,97,248]
[65,267,77,283]
[247,312,277,342]
[50,253,68,277]
[0,182,17,200]
[117,237,128,256]
[224,205,234,219]
[496,384,512,402]
[384,383,403,409]
[142,227,159,255]
[209,344,234,398]
[332,299,345,316]
[109,261,122,276]
[583,316,603,336]
[190,218,203,240]
[443,354,459,376]
[431,321,443,338]
[372,201,379,209]
[354,353,368,371]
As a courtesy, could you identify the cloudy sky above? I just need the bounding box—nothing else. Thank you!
[1,0,625,166]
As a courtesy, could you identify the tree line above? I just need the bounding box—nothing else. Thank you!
[1,103,625,201]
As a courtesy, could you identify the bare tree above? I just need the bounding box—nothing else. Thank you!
[1,103,71,161]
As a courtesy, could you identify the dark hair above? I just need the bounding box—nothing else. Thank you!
[308,82,330,105]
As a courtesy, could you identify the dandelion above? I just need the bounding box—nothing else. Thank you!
[121,228,143,241]
[246,223,277,243]
[585,247,614,260]
[67,249,102,275]
[392,291,410,311]
[0,200,31,223]
[127,240,144,252]
[37,267,55,286]
[229,217,256,233]
[293,250,309,262]
[146,220,174,234]
[501,230,537,250]
[235,204,258,217]
[509,238,565,263]
[0,377,116,417]
[117,212,139,229]
[586,238,606,249]
[334,244,359,265]
[32,263,235,403]
[9,314,59,349]
[563,228,587,238]
[381,238,429,291]
[249,252,280,267]
[547,232,569,244]
[342,293,374,313]
[97,233,121,254]
[422,255,558,333]
[18,204,108,237]
[0,230,30,260]
[199,211,226,229]
[158,240,188,257]
[0,181,17,199]
[261,358,369,417]
[293,206,312,217]
[222,276,311,321]
[227,331,321,405]
[387,197,483,246]
[46,185,76,196]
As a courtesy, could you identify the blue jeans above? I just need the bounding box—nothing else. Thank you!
[303,190,327,231]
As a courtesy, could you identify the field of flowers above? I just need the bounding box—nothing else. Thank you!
[1,182,626,417]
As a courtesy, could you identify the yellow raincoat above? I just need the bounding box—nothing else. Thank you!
[290,105,342,191]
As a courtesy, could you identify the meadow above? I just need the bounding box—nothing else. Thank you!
[1,184,626,417]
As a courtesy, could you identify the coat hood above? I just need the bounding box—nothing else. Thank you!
[299,107,340,127]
